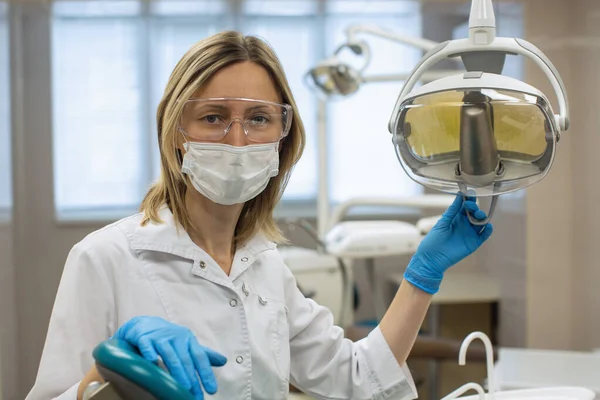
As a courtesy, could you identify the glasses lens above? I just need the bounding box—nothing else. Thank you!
[181,99,289,143]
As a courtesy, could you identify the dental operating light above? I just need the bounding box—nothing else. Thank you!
[305,24,460,99]
[389,0,570,224]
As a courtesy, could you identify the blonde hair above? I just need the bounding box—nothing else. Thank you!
[140,31,306,246]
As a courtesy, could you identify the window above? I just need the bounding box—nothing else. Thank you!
[325,2,424,203]
[0,2,11,215]
[51,0,525,219]
[52,12,144,213]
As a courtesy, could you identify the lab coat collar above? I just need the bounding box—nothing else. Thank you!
[126,207,195,259]
[129,207,276,279]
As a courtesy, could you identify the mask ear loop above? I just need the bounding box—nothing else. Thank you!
[178,127,191,148]
[177,128,192,169]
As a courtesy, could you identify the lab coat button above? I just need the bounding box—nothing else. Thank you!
[199,261,206,269]
[241,257,249,262]
[229,299,238,307]
[236,356,243,364]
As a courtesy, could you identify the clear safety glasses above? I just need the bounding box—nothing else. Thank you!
[180,97,293,144]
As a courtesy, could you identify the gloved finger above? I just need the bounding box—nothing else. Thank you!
[442,195,464,221]
[479,223,494,241]
[174,340,203,399]
[204,347,227,367]
[463,201,487,221]
[473,209,487,220]
[462,200,479,213]
[137,336,159,364]
[155,339,192,391]
[191,340,219,395]
[465,209,487,222]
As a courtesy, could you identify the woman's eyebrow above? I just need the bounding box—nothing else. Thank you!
[246,105,277,112]
[196,104,229,111]
[194,103,277,113]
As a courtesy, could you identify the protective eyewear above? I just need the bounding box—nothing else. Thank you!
[180,97,293,144]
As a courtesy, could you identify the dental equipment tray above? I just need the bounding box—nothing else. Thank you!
[92,338,194,400]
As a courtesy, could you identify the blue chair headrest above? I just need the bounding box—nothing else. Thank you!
[93,339,194,400]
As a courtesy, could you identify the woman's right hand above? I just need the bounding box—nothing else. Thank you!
[114,316,227,399]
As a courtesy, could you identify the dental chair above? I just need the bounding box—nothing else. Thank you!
[82,339,193,400]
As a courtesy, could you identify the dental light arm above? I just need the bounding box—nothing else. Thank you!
[345,24,441,52]
[343,24,461,80]
[468,0,496,43]
[362,70,456,84]
[305,24,460,98]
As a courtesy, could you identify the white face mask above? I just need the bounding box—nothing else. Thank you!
[181,141,280,206]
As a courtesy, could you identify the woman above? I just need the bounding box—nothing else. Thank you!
[26,31,492,400]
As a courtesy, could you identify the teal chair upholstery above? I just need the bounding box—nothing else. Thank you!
[91,339,195,400]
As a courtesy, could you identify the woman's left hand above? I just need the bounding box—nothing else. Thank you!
[403,194,494,295]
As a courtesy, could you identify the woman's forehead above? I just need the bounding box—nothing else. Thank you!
[192,61,281,103]
[184,98,283,114]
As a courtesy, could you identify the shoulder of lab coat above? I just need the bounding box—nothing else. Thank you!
[25,214,140,400]
[278,252,418,400]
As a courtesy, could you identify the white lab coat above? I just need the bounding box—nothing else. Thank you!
[26,207,417,400]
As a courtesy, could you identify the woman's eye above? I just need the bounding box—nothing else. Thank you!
[251,115,270,124]
[201,115,222,124]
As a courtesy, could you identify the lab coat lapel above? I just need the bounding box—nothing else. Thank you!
[228,234,277,281]
[128,207,276,285]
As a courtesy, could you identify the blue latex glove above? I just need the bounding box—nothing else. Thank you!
[404,195,494,294]
[114,316,227,399]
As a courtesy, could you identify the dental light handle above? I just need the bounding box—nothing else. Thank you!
[465,194,498,227]
[458,181,498,226]
[388,37,570,132]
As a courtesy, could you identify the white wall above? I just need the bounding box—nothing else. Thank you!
[523,0,600,351]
